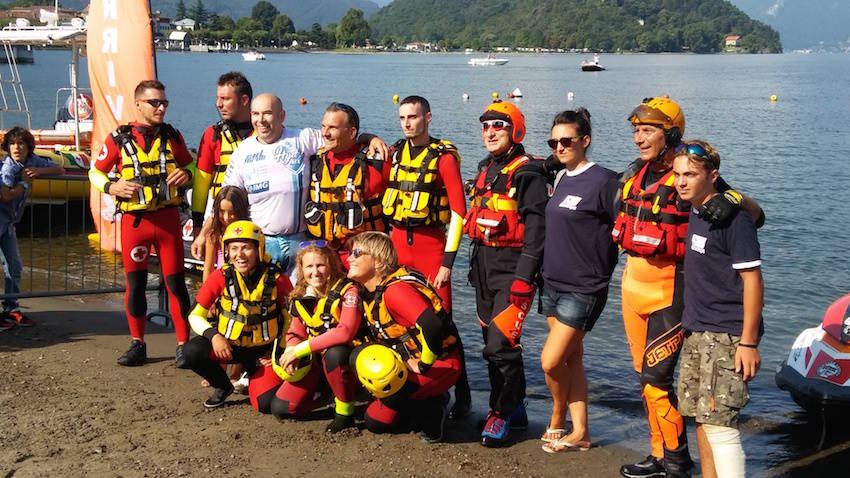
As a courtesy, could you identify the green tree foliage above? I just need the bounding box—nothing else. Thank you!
[188,0,207,27]
[271,14,295,38]
[369,0,782,53]
[336,8,371,48]
[176,0,187,20]
[251,1,279,31]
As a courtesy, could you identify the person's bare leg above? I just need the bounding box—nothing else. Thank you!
[696,423,717,478]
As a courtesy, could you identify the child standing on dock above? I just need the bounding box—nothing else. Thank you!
[0,127,64,330]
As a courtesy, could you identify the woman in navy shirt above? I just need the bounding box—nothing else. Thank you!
[540,109,620,453]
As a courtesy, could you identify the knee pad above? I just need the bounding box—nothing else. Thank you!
[701,424,745,478]
[323,345,352,372]
[164,272,191,317]
[270,398,292,419]
[126,270,148,318]
[181,337,210,367]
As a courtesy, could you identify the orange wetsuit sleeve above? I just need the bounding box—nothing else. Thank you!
[169,130,194,168]
[383,282,443,364]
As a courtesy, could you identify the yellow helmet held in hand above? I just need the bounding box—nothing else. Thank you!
[223,220,267,262]
[480,100,526,143]
[271,338,313,382]
[628,96,685,145]
[355,344,408,398]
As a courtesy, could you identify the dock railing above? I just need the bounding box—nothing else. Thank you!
[0,174,172,324]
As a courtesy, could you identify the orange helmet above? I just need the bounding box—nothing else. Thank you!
[480,100,526,143]
[628,96,685,145]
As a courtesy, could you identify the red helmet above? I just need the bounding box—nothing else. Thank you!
[480,100,526,143]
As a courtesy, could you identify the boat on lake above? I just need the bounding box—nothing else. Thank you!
[468,54,508,66]
[242,50,266,61]
[0,18,91,202]
[581,53,605,71]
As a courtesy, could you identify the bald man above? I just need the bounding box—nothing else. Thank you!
[216,94,387,274]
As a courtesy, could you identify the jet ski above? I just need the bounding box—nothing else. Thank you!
[776,292,850,412]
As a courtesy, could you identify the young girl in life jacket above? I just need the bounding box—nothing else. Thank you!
[199,186,252,390]
[270,241,365,433]
[203,185,250,281]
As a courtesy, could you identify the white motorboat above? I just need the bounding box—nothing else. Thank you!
[242,50,266,61]
[468,55,508,66]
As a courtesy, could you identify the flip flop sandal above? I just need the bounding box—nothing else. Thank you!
[542,437,592,453]
[541,428,566,443]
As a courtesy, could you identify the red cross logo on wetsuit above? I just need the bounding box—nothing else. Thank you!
[130,245,149,263]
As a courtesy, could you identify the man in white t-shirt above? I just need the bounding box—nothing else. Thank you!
[193,93,387,274]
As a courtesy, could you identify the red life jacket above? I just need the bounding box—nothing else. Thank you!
[463,154,531,247]
[611,162,690,262]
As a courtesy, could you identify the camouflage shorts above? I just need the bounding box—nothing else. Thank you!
[677,331,749,427]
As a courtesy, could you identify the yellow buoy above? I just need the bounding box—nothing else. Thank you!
[770,94,778,102]
[393,94,399,104]
[492,91,499,99]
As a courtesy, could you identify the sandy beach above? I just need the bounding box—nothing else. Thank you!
[1,294,642,477]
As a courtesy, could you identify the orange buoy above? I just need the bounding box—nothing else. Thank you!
[299,97,307,105]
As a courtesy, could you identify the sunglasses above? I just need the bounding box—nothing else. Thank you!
[299,239,328,250]
[140,98,169,108]
[547,136,584,150]
[349,248,370,259]
[681,143,719,169]
[481,120,511,132]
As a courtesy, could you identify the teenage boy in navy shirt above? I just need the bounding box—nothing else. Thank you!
[671,140,763,478]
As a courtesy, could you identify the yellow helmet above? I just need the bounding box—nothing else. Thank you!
[271,338,313,382]
[355,344,408,398]
[628,96,685,144]
[223,220,266,262]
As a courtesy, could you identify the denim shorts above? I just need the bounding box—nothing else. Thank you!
[540,284,608,332]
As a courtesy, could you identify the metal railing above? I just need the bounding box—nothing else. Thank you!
[0,174,172,324]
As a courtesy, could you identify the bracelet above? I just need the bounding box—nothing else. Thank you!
[737,342,758,349]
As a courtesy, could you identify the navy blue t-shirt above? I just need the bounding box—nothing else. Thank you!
[542,162,620,293]
[683,208,763,336]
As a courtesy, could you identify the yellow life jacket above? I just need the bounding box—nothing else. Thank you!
[216,263,288,348]
[382,139,457,228]
[362,267,457,360]
[304,147,386,242]
[210,120,245,200]
[290,279,370,345]
[113,124,183,212]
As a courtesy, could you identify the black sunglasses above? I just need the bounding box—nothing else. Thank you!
[547,136,583,150]
[140,98,169,108]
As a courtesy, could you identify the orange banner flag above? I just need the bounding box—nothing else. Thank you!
[86,0,155,158]
[86,0,155,251]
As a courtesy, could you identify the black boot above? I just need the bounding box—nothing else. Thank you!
[420,393,449,443]
[620,456,666,478]
[117,340,147,367]
[204,383,234,409]
[326,413,356,433]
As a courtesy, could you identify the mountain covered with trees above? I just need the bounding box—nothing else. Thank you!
[370,0,782,53]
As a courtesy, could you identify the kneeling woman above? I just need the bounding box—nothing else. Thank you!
[347,231,461,443]
[271,242,364,433]
[183,220,293,410]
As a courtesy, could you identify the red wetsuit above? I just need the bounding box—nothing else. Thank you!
[385,141,466,309]
[192,121,254,223]
[190,268,293,413]
[363,281,462,428]
[93,123,194,343]
[271,284,363,416]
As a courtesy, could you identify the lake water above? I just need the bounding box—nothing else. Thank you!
[14,50,850,474]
